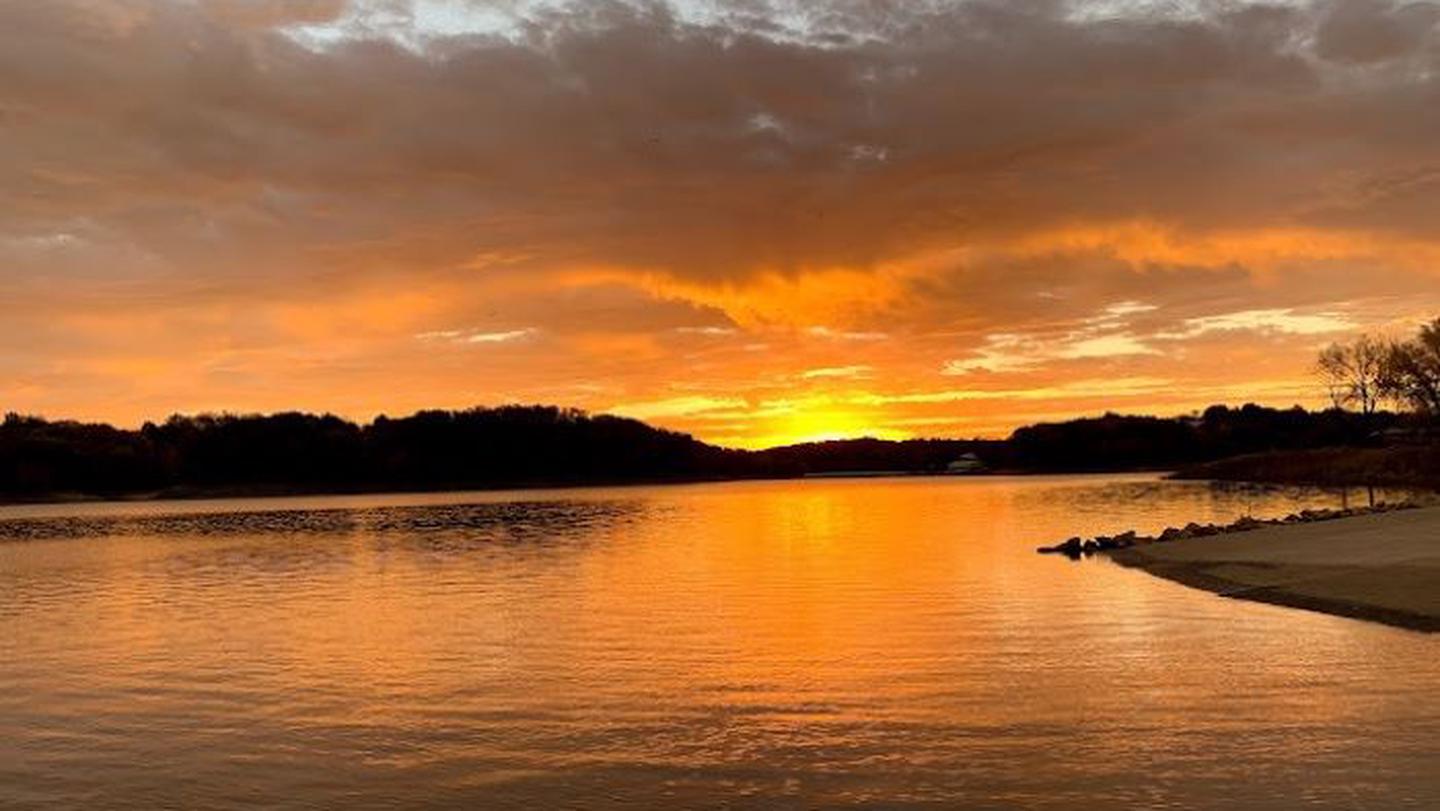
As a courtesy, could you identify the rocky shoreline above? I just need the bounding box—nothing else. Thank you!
[1036,501,1422,559]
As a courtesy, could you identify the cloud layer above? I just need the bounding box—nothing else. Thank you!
[4,0,1440,445]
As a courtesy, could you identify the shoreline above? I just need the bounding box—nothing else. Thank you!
[0,469,1175,508]
[1107,507,1440,632]
[0,475,798,507]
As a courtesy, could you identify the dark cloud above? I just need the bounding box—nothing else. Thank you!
[204,0,352,28]
[4,0,1438,286]
[5,0,1440,437]
[1315,0,1440,63]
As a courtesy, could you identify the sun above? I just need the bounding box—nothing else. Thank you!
[743,406,909,449]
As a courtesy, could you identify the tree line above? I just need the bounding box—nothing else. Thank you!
[1317,317,1440,417]
[0,402,1404,499]
[0,407,750,496]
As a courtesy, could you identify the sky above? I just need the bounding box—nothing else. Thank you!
[4,0,1440,448]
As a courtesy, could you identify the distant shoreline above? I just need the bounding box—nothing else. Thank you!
[0,469,1200,509]
[2,459,1430,509]
[3,403,1430,505]
[0,476,763,508]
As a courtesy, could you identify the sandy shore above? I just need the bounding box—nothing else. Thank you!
[1110,507,1440,632]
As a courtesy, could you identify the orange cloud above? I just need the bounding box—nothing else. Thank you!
[5,0,1440,445]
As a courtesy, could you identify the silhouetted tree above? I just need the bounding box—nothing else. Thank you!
[1317,335,1387,415]
[0,403,1410,499]
[1382,318,1440,416]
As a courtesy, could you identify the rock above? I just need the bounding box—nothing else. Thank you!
[1095,534,1140,551]
[1037,537,1084,557]
[1037,497,1428,562]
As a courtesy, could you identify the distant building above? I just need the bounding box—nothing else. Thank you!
[945,453,986,474]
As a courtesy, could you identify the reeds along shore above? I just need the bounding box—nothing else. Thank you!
[1173,445,1440,490]
[1035,501,1423,559]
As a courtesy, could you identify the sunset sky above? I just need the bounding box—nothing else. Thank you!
[5,0,1440,447]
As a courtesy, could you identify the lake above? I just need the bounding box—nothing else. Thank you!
[1,475,1436,809]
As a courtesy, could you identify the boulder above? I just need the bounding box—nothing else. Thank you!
[1037,537,1085,557]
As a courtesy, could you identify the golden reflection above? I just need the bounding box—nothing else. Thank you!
[2,478,1436,807]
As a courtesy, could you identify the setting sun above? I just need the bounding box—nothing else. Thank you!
[747,404,911,449]
[4,2,1440,809]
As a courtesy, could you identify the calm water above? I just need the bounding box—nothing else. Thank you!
[1,475,1436,810]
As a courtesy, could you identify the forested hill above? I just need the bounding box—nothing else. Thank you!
[997,405,1401,471]
[0,403,1405,500]
[0,407,750,497]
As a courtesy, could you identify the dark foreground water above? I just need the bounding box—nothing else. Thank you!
[0,475,1436,809]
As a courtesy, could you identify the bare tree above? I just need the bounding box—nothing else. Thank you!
[1316,335,1388,415]
[1382,318,1440,416]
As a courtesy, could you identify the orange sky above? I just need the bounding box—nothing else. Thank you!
[5,0,1440,448]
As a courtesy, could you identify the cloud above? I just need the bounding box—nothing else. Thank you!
[1314,0,1440,64]
[10,0,1438,294]
[609,395,749,419]
[806,326,888,341]
[943,331,1161,374]
[1055,333,1160,360]
[207,0,351,29]
[853,377,1179,405]
[799,365,873,379]
[943,334,1043,375]
[1158,308,1355,339]
[465,328,537,343]
[5,0,1440,442]
[1098,301,1159,318]
[943,301,1165,375]
[416,327,538,344]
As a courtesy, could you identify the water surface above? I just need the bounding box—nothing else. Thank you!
[1,475,1436,809]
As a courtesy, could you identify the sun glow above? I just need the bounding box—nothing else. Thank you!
[741,407,910,450]
[9,0,1440,448]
